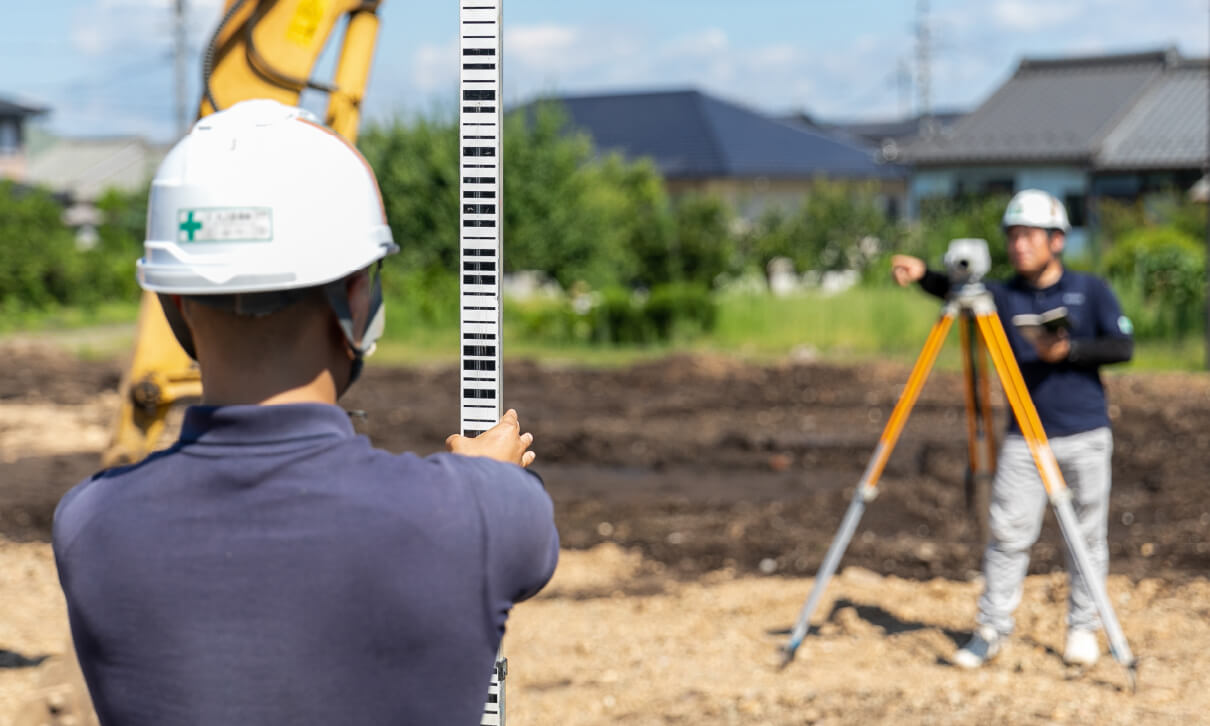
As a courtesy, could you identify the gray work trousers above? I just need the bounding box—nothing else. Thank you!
[976,427,1112,636]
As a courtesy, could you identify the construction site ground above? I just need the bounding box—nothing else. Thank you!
[1,342,1207,725]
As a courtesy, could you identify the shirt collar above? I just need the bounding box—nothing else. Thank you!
[1012,267,1066,293]
[179,403,356,446]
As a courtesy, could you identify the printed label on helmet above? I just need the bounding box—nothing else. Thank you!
[1118,315,1134,335]
[178,208,272,243]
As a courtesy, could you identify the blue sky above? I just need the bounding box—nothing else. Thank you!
[2,0,1207,143]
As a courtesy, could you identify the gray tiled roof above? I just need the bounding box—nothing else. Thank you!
[26,136,168,201]
[1096,62,1208,169]
[902,50,1173,164]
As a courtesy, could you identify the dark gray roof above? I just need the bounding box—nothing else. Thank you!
[543,89,903,180]
[903,50,1175,165]
[1096,62,1209,169]
[0,96,49,118]
[786,111,966,147]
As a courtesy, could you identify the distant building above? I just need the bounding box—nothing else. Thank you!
[0,95,50,182]
[530,89,907,222]
[900,48,1209,255]
[0,93,169,246]
[24,135,169,245]
[782,110,966,163]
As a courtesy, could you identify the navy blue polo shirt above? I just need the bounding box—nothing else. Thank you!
[54,404,559,726]
[987,270,1131,436]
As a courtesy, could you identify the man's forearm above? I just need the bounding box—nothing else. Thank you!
[1068,336,1133,366]
[918,269,951,300]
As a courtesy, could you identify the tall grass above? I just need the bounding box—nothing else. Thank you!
[3,289,1206,372]
[711,286,943,359]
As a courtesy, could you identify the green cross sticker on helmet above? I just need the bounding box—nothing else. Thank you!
[177,208,273,243]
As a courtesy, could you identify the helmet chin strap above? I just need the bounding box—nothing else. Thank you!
[156,267,386,396]
[322,265,386,390]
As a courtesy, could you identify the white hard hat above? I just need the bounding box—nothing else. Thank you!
[139,99,397,295]
[139,100,399,375]
[1002,189,1070,233]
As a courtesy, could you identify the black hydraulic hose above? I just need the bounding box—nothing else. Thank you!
[202,0,251,113]
[243,0,339,95]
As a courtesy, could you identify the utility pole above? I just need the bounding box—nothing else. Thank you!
[915,0,934,136]
[1204,0,1210,369]
[174,0,189,138]
[897,58,912,118]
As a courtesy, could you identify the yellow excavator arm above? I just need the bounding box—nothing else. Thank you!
[103,0,383,467]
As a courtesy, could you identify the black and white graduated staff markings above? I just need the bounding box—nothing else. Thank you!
[460,4,507,725]
[460,0,503,442]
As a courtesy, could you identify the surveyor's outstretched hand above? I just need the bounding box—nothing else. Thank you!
[446,409,536,468]
[890,255,926,286]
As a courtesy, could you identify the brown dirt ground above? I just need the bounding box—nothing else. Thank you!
[1,342,1208,724]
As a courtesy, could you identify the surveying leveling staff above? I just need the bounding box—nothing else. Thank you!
[891,189,1133,669]
[52,100,559,726]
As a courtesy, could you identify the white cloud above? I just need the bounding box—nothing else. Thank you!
[665,28,729,57]
[507,25,582,68]
[412,41,458,94]
[70,0,231,56]
[992,0,1083,32]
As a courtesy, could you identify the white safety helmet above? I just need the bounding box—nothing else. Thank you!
[139,99,399,377]
[1001,189,1070,233]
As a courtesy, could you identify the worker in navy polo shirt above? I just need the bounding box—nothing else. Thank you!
[52,100,559,726]
[890,189,1133,671]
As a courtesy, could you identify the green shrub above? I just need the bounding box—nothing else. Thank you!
[646,281,716,340]
[0,182,85,311]
[1103,226,1204,339]
[504,282,717,346]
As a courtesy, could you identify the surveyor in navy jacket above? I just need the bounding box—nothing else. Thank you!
[891,189,1132,670]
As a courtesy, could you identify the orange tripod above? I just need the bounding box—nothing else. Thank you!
[779,280,1138,690]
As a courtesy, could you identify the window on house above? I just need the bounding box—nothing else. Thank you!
[0,119,18,156]
[981,179,1014,196]
[1064,193,1086,228]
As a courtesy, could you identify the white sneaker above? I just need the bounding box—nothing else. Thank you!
[953,625,1003,669]
[1064,629,1099,666]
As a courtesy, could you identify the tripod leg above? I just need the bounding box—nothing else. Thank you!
[960,315,992,544]
[780,311,955,666]
[974,312,1137,690]
[975,333,998,474]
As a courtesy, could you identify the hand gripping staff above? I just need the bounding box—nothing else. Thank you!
[458,2,509,723]
[778,253,1138,693]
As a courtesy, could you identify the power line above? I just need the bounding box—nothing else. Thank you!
[915,0,934,134]
[175,0,190,138]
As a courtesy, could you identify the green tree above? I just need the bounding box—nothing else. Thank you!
[359,102,685,294]
[88,185,149,301]
[0,181,85,311]
[742,179,892,275]
[914,194,1012,276]
[669,194,735,289]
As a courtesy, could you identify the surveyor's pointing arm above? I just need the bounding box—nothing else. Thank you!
[890,254,949,300]
[917,269,951,300]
